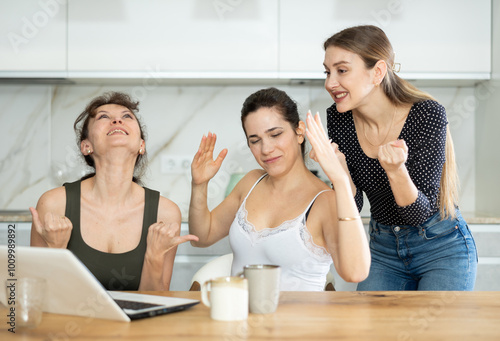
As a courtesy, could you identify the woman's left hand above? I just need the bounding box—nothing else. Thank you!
[378,139,408,174]
[146,221,199,259]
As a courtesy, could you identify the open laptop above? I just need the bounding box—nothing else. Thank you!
[0,246,199,321]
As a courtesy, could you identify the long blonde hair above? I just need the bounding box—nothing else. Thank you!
[324,25,458,219]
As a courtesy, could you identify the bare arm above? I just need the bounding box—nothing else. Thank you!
[188,132,241,247]
[310,137,357,196]
[139,197,198,291]
[306,112,370,282]
[334,143,357,197]
[30,187,72,248]
[322,182,370,283]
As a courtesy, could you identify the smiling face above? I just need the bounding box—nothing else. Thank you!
[323,46,381,113]
[81,104,145,156]
[243,106,305,176]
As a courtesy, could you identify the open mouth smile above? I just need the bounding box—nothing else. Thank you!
[107,129,128,136]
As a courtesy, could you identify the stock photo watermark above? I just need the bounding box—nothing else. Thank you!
[398,291,460,341]
[448,81,499,130]
[367,0,418,27]
[46,290,112,341]
[130,65,164,102]
[7,0,66,54]
[213,0,244,21]
[5,224,17,333]
[223,313,265,341]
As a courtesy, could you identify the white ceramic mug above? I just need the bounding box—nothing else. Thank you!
[201,276,248,321]
[242,264,280,314]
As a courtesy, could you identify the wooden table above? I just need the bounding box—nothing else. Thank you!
[1,291,500,340]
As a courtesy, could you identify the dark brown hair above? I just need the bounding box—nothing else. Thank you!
[73,91,147,184]
[241,87,305,157]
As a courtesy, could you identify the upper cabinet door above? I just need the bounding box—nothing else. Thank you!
[0,0,67,72]
[68,0,279,74]
[279,0,491,79]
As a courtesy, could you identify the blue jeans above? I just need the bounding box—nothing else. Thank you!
[357,210,477,291]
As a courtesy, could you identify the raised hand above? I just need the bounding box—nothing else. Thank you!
[306,111,349,184]
[29,207,73,248]
[145,221,199,259]
[191,132,228,185]
[378,139,408,174]
[308,132,349,178]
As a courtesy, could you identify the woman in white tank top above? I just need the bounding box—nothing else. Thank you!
[189,87,370,291]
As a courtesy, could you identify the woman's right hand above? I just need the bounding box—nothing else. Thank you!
[145,221,199,259]
[191,132,228,185]
[29,207,72,248]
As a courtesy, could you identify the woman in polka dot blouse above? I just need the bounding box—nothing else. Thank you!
[320,25,477,291]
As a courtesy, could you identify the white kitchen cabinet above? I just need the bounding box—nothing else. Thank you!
[67,0,279,77]
[0,0,67,74]
[0,0,491,81]
[279,0,491,80]
[468,224,500,291]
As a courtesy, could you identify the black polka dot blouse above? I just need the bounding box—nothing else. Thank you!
[326,100,447,226]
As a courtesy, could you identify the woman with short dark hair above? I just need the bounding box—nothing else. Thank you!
[30,91,197,291]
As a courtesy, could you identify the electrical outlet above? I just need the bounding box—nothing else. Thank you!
[161,155,192,174]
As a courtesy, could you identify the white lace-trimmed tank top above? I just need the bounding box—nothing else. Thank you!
[229,174,333,291]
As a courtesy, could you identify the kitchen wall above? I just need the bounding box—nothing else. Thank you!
[0,0,497,292]
[476,0,500,217]
[0,83,476,218]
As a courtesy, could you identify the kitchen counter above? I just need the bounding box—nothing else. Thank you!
[0,211,32,223]
[2,291,500,340]
[2,210,500,224]
[2,210,500,291]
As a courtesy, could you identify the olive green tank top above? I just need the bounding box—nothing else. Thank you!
[64,180,160,290]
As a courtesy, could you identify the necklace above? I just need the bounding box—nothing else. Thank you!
[362,106,397,147]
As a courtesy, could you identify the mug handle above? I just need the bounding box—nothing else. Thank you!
[200,280,212,308]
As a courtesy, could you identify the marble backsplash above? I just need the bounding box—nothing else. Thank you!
[0,83,475,220]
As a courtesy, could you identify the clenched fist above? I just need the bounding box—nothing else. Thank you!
[30,207,72,248]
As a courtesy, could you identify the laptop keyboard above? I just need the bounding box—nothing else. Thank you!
[114,299,162,311]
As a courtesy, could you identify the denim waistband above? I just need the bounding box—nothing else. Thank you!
[370,209,463,231]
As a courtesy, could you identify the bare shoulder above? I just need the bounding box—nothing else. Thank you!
[35,186,66,215]
[233,169,266,193]
[157,195,181,224]
[308,173,335,196]
[308,180,338,219]
[221,169,266,208]
[314,188,337,204]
